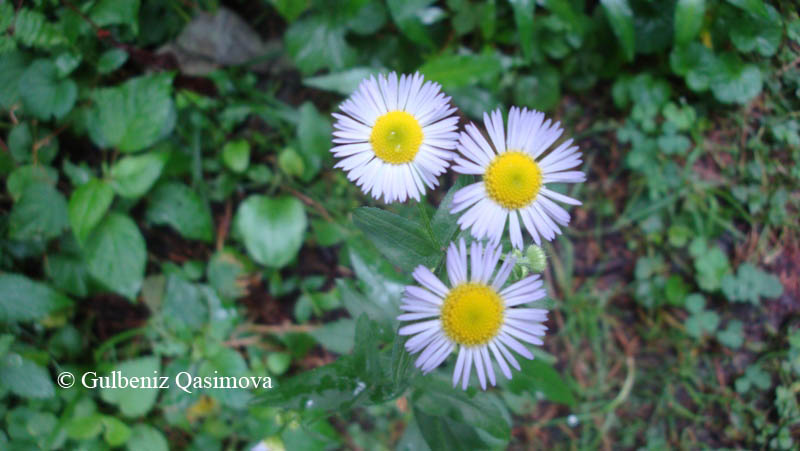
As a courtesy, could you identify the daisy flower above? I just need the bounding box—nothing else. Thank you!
[451,107,586,249]
[331,72,459,203]
[398,238,548,390]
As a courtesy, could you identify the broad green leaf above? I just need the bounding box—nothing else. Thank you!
[689,238,731,292]
[100,357,160,417]
[347,239,406,323]
[710,54,762,105]
[506,358,576,406]
[729,3,782,57]
[0,51,28,109]
[353,207,441,273]
[110,150,169,198]
[0,273,72,323]
[285,16,355,75]
[309,318,356,354]
[69,178,114,244]
[222,139,250,173]
[420,53,502,89]
[685,310,719,338]
[102,416,131,447]
[13,9,66,49]
[270,0,309,22]
[90,0,140,34]
[387,0,438,48]
[296,102,332,181]
[717,320,744,349]
[303,67,382,95]
[600,0,635,61]
[0,354,55,399]
[207,249,252,300]
[97,48,129,74]
[508,0,535,60]
[85,213,147,300]
[19,59,77,120]
[412,377,512,449]
[127,424,168,451]
[45,254,90,298]
[161,275,209,331]
[233,195,307,268]
[674,0,705,45]
[9,183,69,242]
[146,182,214,242]
[514,67,561,111]
[88,73,175,152]
[725,0,769,18]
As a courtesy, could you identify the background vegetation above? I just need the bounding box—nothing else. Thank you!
[1,0,798,449]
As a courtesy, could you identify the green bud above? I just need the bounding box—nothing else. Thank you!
[525,245,547,273]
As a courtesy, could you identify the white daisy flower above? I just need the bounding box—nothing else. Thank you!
[331,72,459,203]
[450,107,586,249]
[398,238,548,390]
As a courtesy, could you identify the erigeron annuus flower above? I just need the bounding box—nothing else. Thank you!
[398,238,548,390]
[331,72,459,203]
[451,107,586,249]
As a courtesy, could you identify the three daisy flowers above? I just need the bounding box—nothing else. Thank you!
[331,72,586,391]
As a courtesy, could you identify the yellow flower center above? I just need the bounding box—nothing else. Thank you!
[484,151,542,209]
[369,111,424,164]
[441,283,504,346]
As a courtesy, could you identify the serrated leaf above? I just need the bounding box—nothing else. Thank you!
[0,273,72,323]
[0,51,28,109]
[85,213,147,300]
[90,0,140,34]
[19,59,77,120]
[88,73,175,152]
[146,182,214,242]
[13,9,66,48]
[353,207,441,273]
[9,183,68,242]
[69,178,114,244]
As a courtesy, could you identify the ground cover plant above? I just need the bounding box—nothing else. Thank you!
[0,0,798,449]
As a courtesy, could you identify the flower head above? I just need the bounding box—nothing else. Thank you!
[331,72,459,203]
[451,107,586,248]
[398,238,548,390]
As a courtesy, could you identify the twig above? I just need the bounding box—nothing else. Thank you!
[0,136,8,153]
[285,187,334,222]
[215,199,232,251]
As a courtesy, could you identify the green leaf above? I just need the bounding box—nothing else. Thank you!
[717,320,744,349]
[0,51,29,109]
[508,0,535,60]
[412,377,511,449]
[430,179,467,247]
[309,318,356,354]
[69,178,114,244]
[685,310,719,338]
[161,275,209,331]
[296,102,332,181]
[0,273,72,323]
[689,239,731,292]
[725,0,769,18]
[110,150,169,198]
[304,67,381,95]
[207,249,252,300]
[97,48,129,74]
[88,73,175,152]
[126,424,168,451]
[387,0,437,48]
[102,416,131,447]
[600,0,635,61]
[233,195,307,268]
[721,263,783,305]
[9,183,68,242]
[90,0,140,34]
[420,53,502,89]
[514,67,561,111]
[13,9,66,49]
[674,0,705,45]
[100,357,160,417]
[285,16,355,75]
[19,59,77,120]
[353,207,441,273]
[506,358,576,406]
[729,3,782,57]
[85,213,147,300]
[0,353,56,399]
[45,254,90,298]
[146,182,214,242]
[710,54,762,105]
[222,139,250,174]
[270,0,308,22]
